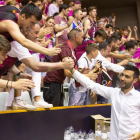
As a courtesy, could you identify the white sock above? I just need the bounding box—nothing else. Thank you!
[14,96,21,103]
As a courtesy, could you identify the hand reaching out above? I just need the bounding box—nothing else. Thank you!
[132,57,140,63]
[134,26,137,32]
[82,67,90,74]
[112,16,116,22]
[120,59,129,66]
[94,61,101,71]
[48,44,61,56]
[87,72,98,81]
[19,73,33,80]
[128,26,132,32]
[122,52,132,60]
[62,57,74,69]
[12,79,35,91]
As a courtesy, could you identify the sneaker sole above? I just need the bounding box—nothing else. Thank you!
[12,106,37,111]
[34,105,53,109]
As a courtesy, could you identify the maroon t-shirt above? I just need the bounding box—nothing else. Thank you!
[44,43,72,84]
[54,15,68,45]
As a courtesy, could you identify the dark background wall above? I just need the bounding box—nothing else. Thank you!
[98,6,140,37]
[72,0,140,38]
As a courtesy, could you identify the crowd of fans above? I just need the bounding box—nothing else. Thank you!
[0,0,140,139]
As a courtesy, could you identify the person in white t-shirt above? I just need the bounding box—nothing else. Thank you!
[5,23,74,110]
[48,0,62,17]
[68,43,100,106]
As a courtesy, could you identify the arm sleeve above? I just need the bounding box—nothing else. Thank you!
[97,54,124,73]
[72,70,114,99]
[61,47,72,59]
[54,16,60,25]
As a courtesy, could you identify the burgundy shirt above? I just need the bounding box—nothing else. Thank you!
[54,15,68,44]
[44,41,73,84]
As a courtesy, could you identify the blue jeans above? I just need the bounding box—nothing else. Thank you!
[68,83,89,106]
[97,94,108,104]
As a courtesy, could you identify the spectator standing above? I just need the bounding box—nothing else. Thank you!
[48,0,62,17]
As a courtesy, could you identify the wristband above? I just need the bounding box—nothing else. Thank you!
[49,37,53,41]
[17,71,23,76]
[17,71,23,79]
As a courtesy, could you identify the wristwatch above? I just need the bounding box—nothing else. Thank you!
[16,71,23,79]
[49,37,53,41]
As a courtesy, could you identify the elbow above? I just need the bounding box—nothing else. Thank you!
[54,27,59,32]
[32,64,40,72]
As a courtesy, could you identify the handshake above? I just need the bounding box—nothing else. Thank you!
[62,57,74,70]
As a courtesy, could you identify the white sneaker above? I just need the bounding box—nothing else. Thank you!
[12,100,37,111]
[33,99,53,108]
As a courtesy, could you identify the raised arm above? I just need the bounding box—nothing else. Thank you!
[109,52,132,60]
[97,53,124,73]
[71,69,113,99]
[134,26,138,41]
[4,20,61,56]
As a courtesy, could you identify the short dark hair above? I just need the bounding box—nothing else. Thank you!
[82,9,87,12]
[68,28,82,40]
[113,27,119,32]
[51,0,56,3]
[20,3,42,21]
[122,27,128,31]
[46,16,54,22]
[124,65,139,79]
[88,6,97,14]
[21,0,43,6]
[86,43,99,54]
[0,35,11,52]
[99,42,110,51]
[125,40,137,51]
[108,36,119,44]
[73,9,81,17]
[95,29,107,40]
[111,31,122,40]
[53,12,59,17]
[106,24,113,29]
[59,4,69,13]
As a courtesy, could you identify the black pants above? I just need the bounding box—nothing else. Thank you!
[43,82,64,107]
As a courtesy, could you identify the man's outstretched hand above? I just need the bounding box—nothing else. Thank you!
[19,73,33,80]
[13,79,35,91]
[48,44,61,56]
[62,57,74,70]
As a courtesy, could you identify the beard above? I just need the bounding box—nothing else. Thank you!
[120,80,133,89]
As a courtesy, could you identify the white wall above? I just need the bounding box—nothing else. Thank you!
[98,6,139,37]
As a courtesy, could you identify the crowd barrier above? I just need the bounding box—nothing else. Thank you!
[0,103,111,140]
